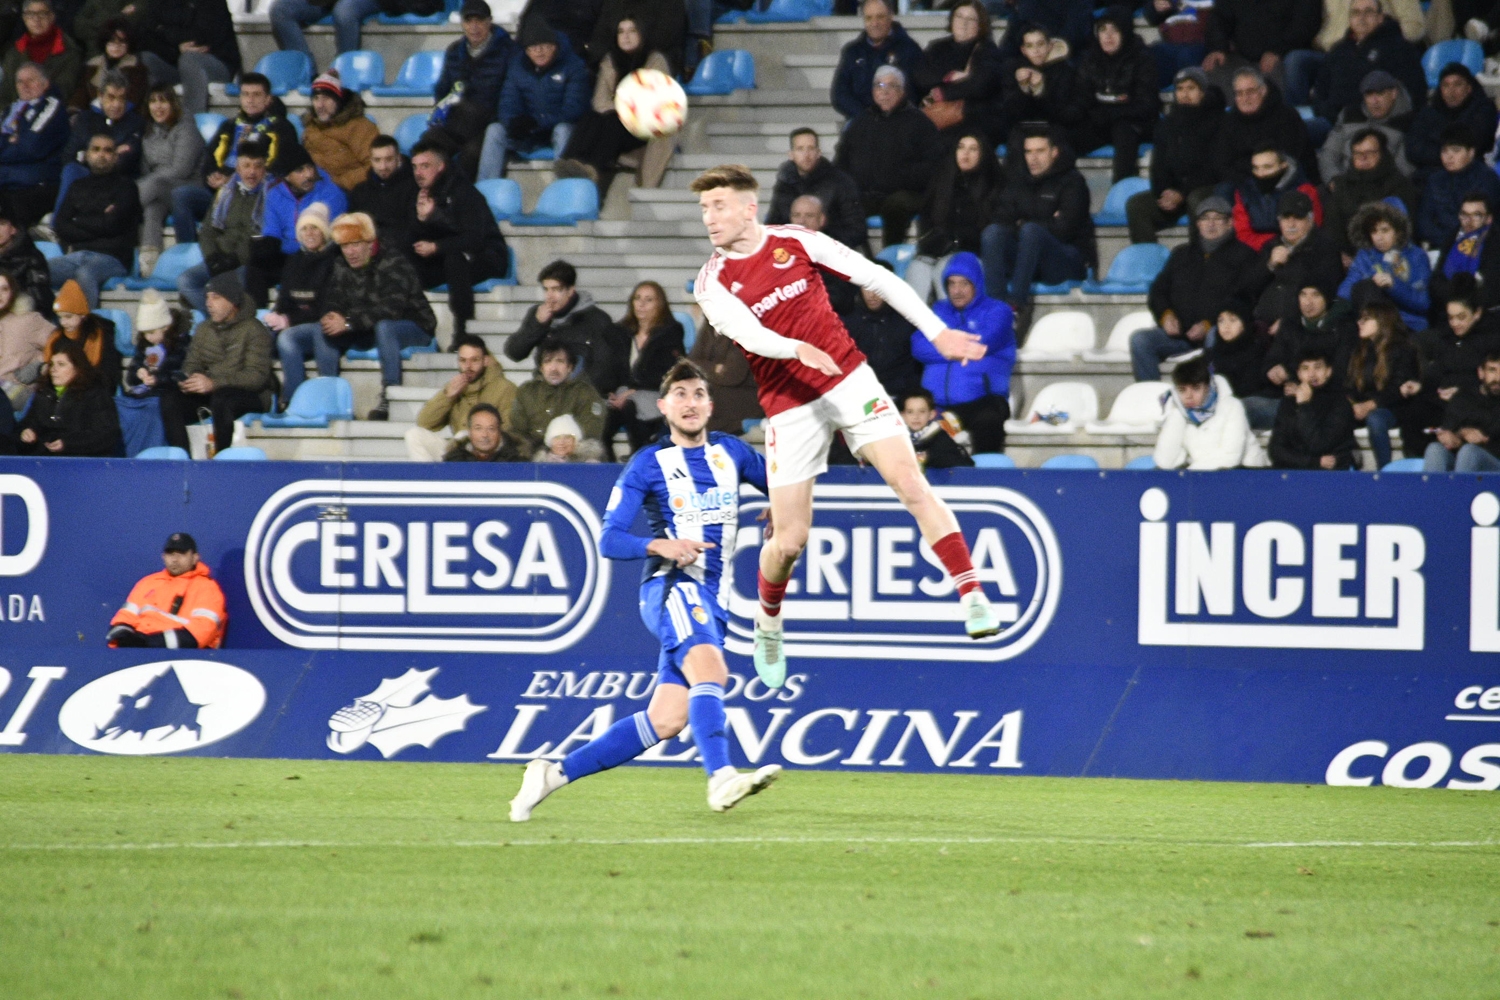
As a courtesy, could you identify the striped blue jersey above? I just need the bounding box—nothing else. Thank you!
[600,432,768,611]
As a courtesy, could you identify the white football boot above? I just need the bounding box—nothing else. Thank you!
[752,610,787,688]
[509,759,568,822]
[962,589,1001,639]
[706,764,783,813]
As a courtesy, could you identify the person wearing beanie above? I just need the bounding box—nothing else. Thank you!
[303,68,379,190]
[46,277,122,380]
[534,411,594,462]
[177,138,271,313]
[255,140,346,301]
[1263,280,1357,394]
[1250,190,1346,330]
[1207,300,1281,429]
[121,288,191,402]
[477,24,589,180]
[1131,196,1262,381]
[322,210,437,419]
[1125,66,1225,244]
[164,270,276,454]
[267,203,340,402]
[1317,69,1417,183]
[49,131,142,309]
[1067,7,1158,184]
[1407,62,1498,184]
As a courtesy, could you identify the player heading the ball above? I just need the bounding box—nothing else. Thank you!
[690,164,1002,687]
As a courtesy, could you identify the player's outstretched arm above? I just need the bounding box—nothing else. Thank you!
[600,471,654,561]
[647,538,716,568]
[931,328,988,362]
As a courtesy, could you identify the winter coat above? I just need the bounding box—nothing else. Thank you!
[998,44,1079,131]
[841,297,921,399]
[203,110,300,179]
[1154,375,1269,470]
[1323,150,1419,254]
[0,235,52,318]
[1210,323,1277,400]
[262,171,347,255]
[991,137,1097,268]
[913,252,1016,404]
[401,167,507,272]
[1206,0,1322,60]
[1312,18,1427,123]
[1231,162,1321,252]
[830,21,925,121]
[0,89,69,188]
[912,34,1004,139]
[765,157,867,250]
[68,53,149,111]
[133,0,241,78]
[1270,382,1359,468]
[1423,316,1500,393]
[63,100,144,176]
[1148,84,1225,197]
[1406,64,1498,175]
[1071,13,1159,130]
[322,248,437,340]
[122,328,190,396]
[509,374,606,451]
[497,42,590,138]
[834,102,942,199]
[19,380,119,455]
[302,95,379,190]
[1339,201,1431,329]
[1431,228,1500,313]
[616,317,684,392]
[504,291,621,396]
[55,169,142,268]
[140,117,206,188]
[0,32,81,107]
[915,150,1001,258]
[108,561,226,648]
[1265,298,1358,380]
[1346,337,1422,408]
[436,25,513,118]
[1252,226,1348,327]
[271,246,337,327]
[1317,86,1417,182]
[1213,83,1313,181]
[688,324,762,433]
[1417,159,1500,247]
[347,161,416,247]
[1148,235,1264,331]
[417,359,518,433]
[198,178,267,271]
[1440,383,1500,457]
[0,296,52,383]
[182,293,277,408]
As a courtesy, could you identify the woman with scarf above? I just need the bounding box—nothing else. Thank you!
[1346,300,1423,468]
[1338,199,1430,332]
[1068,6,1157,184]
[905,131,1001,303]
[1231,146,1320,252]
[1154,353,1268,470]
[44,279,119,383]
[911,1,1003,143]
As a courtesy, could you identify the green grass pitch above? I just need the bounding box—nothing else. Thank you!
[1,756,1497,999]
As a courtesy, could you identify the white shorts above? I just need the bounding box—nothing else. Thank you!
[764,363,909,488]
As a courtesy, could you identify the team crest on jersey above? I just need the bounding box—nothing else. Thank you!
[863,397,891,417]
[691,605,709,625]
[771,247,795,268]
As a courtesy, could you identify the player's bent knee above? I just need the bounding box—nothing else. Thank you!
[648,708,686,740]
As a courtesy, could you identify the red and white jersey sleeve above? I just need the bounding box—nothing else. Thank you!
[694,225,948,417]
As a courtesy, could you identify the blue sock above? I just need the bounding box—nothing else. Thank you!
[688,682,731,776]
[561,711,659,782]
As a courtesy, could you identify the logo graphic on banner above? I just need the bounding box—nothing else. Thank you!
[57,660,265,754]
[243,480,611,652]
[327,667,485,757]
[723,484,1062,661]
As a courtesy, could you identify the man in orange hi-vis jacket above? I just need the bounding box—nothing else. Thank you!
[106,533,227,649]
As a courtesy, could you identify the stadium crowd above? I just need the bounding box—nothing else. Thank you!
[0,0,1495,472]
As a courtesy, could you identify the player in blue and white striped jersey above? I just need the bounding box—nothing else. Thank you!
[510,359,782,821]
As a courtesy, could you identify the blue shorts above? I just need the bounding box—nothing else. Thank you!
[640,575,726,687]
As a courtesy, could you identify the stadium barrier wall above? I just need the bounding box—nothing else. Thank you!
[1,459,1498,791]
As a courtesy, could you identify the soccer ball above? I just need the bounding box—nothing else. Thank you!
[614,68,687,140]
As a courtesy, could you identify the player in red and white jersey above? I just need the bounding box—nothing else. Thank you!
[690,164,1002,687]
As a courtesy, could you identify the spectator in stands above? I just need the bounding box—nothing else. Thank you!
[62,71,142,188]
[911,1,1003,142]
[322,211,437,421]
[259,143,347,294]
[1424,347,1500,471]
[1322,129,1419,256]
[479,23,588,181]
[504,259,620,397]
[18,335,120,455]
[535,412,598,463]
[1417,273,1500,425]
[133,0,240,114]
[1346,299,1424,466]
[688,321,762,434]
[49,132,141,308]
[1431,195,1500,315]
[1213,68,1312,183]
[405,333,518,462]
[1417,126,1500,248]
[834,66,940,249]
[1285,0,1427,108]
[1125,67,1222,245]
[1407,63,1497,183]
[106,533,225,648]
[516,0,600,60]
[1317,71,1417,182]
[303,69,378,192]
[832,0,924,121]
[178,138,269,313]
[911,252,1014,454]
[171,75,299,244]
[981,127,1094,334]
[70,20,149,109]
[556,18,675,197]
[906,131,1001,303]
[0,199,52,314]
[1252,191,1346,330]
[136,85,204,278]
[445,401,527,462]
[122,288,190,400]
[1270,278,1356,376]
[433,0,514,176]
[1209,302,1281,428]
[604,280,683,456]
[1339,200,1430,330]
[47,277,120,377]
[845,258,920,400]
[0,272,55,410]
[1310,0,1426,140]
[272,0,442,61]
[996,0,1093,60]
[1133,196,1262,381]
[510,338,606,459]
[766,128,866,251]
[899,388,972,470]
[0,1,80,109]
[1200,0,1320,94]
[348,135,414,246]
[1231,146,1321,253]
[0,64,71,231]
[1154,355,1268,469]
[789,197,858,314]
[1269,346,1359,468]
[998,23,1079,137]
[1068,7,1159,184]
[266,205,339,401]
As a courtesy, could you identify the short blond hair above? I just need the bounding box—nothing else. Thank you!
[689,164,758,194]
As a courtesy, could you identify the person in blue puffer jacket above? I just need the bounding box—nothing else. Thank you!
[910,251,1016,453]
[479,25,590,181]
[1338,198,1430,331]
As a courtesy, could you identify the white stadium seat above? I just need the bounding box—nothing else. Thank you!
[1085,310,1156,362]
[1084,381,1171,433]
[1018,311,1096,361]
[1004,382,1099,434]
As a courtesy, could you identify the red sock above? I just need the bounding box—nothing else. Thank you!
[758,570,788,618]
[932,532,981,597]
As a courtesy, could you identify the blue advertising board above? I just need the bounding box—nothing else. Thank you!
[0,458,1497,792]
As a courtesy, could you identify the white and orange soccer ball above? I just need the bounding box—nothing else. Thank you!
[614,68,687,140]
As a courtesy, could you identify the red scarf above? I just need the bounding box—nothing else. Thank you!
[17,25,64,65]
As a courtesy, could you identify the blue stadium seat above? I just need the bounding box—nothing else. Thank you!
[35,240,61,259]
[1083,243,1172,294]
[1124,455,1157,470]
[866,214,882,229]
[377,0,458,24]
[1423,39,1483,88]
[685,50,743,96]
[1084,143,1152,159]
[1040,454,1100,470]
[394,112,429,155]
[517,146,556,160]
[108,242,202,291]
[742,418,763,433]
[972,453,1015,469]
[875,243,916,278]
[1382,457,1427,472]
[194,112,224,144]
[1093,177,1150,226]
[370,51,444,97]
[475,178,523,221]
[214,446,268,460]
[511,178,600,226]
[746,0,832,22]
[137,445,189,460]
[96,308,134,356]
[730,50,757,89]
[327,50,385,92]
[226,51,312,96]
[257,377,354,428]
[673,309,697,353]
